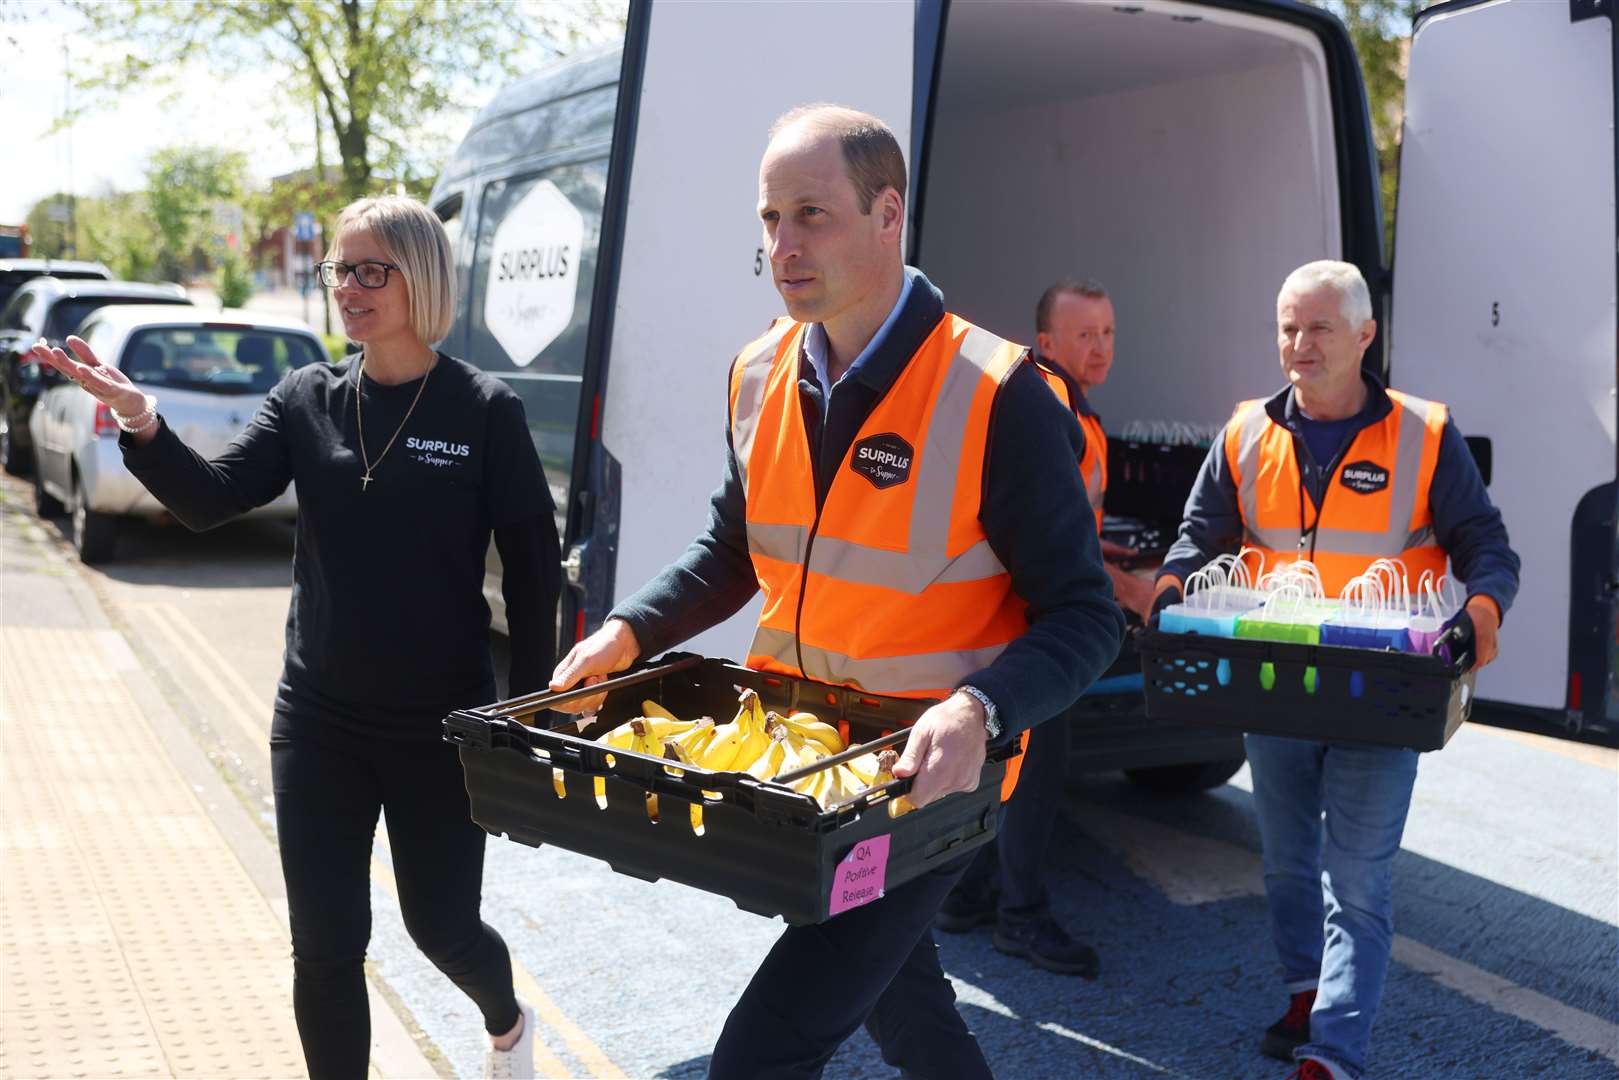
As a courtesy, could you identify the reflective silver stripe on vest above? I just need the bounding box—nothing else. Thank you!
[1234,394,1439,557]
[746,520,808,566]
[731,322,794,495]
[750,625,1009,695]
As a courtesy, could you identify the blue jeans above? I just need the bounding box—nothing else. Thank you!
[1244,734,1420,1080]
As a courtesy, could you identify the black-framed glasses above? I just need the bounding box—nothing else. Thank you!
[315,260,400,289]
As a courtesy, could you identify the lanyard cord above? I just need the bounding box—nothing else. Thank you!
[1297,476,1321,562]
[1296,438,1350,565]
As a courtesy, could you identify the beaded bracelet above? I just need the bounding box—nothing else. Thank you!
[112,394,159,435]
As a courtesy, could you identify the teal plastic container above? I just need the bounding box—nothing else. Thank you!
[1158,604,1242,637]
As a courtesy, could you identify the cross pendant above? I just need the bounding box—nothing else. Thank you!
[361,472,373,491]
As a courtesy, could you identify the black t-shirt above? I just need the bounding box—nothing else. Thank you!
[122,353,559,742]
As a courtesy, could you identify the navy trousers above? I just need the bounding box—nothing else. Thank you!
[954,715,1070,921]
[708,853,993,1080]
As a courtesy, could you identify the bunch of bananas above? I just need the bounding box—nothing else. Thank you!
[590,688,907,812]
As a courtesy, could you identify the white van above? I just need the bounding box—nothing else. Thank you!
[429,0,1617,752]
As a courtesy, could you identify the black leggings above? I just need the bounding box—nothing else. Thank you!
[271,730,519,1079]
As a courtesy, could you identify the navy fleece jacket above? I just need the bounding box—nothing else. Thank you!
[1158,372,1521,618]
[610,270,1124,740]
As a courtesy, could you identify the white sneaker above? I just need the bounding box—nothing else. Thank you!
[484,997,536,1079]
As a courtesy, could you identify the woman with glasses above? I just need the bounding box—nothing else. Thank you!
[30,194,558,1079]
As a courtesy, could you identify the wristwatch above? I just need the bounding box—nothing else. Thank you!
[957,685,1002,739]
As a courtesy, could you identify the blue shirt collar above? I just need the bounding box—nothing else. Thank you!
[803,268,916,396]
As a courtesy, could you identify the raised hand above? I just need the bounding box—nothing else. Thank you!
[29,335,147,417]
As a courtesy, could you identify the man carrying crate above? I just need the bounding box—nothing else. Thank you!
[549,105,1123,1079]
[1150,260,1520,1080]
[937,278,1150,976]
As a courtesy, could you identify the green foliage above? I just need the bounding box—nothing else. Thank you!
[242,170,345,261]
[24,195,73,259]
[80,192,163,281]
[320,333,354,363]
[1305,1,1422,256]
[145,146,248,281]
[216,249,254,308]
[68,0,626,204]
[25,190,166,281]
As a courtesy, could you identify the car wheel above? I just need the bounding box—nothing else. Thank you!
[1124,757,1246,793]
[33,467,64,517]
[1,426,30,477]
[71,476,118,564]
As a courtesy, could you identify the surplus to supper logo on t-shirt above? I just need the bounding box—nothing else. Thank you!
[406,435,472,469]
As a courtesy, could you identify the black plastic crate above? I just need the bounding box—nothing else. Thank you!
[444,654,1015,924]
[1137,629,1476,751]
[1104,439,1208,524]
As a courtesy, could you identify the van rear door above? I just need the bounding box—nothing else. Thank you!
[570,0,915,656]
[1388,0,1617,740]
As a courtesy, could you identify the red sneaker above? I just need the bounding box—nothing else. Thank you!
[1287,1060,1335,1080]
[1261,988,1316,1061]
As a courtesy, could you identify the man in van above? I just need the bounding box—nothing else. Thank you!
[550,105,1123,1079]
[1150,259,1520,1080]
[936,278,1152,976]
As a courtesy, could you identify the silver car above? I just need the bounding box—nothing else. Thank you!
[28,305,330,562]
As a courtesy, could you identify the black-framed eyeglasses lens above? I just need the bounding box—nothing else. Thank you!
[316,260,397,289]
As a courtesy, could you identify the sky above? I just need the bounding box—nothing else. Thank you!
[0,0,621,225]
[0,3,305,221]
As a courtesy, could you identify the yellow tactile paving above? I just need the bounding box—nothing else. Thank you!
[1,627,307,1079]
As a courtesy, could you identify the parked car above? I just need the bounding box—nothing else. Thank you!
[0,258,112,312]
[0,277,191,475]
[28,306,327,562]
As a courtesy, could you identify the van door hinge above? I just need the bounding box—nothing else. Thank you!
[562,545,585,586]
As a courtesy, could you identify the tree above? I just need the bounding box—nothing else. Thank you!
[145,146,249,281]
[69,0,625,205]
[78,191,164,282]
[24,194,74,259]
[1307,1,1422,254]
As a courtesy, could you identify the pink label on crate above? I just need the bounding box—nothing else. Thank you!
[828,834,891,916]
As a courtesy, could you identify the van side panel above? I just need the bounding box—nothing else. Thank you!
[1391,0,1617,717]
[600,0,914,660]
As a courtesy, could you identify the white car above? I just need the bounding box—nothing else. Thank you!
[28,305,329,562]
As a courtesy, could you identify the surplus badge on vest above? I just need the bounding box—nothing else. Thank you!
[1339,461,1390,495]
[850,433,914,490]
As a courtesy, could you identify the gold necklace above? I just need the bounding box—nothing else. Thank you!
[355,353,434,491]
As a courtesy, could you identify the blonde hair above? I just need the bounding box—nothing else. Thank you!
[326,195,456,344]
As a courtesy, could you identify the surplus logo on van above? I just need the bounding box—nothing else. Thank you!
[850,433,914,490]
[1339,460,1389,495]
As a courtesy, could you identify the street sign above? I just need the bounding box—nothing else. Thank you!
[293,212,315,242]
[482,180,583,368]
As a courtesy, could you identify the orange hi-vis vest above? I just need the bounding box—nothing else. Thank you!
[1224,388,1449,595]
[728,314,1033,799]
[1035,363,1107,534]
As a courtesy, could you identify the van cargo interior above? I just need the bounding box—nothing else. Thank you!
[920,0,1344,549]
